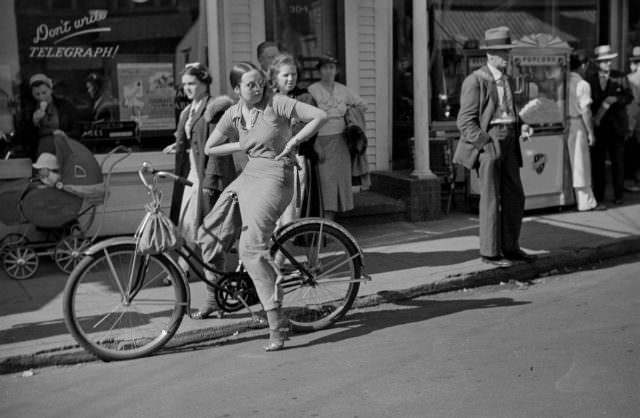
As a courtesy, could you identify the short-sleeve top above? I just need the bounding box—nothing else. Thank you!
[568,72,592,118]
[215,93,297,159]
[308,82,366,136]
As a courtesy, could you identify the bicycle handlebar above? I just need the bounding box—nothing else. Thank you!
[138,161,193,191]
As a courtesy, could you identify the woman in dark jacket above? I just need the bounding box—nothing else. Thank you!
[163,63,237,318]
[20,73,80,159]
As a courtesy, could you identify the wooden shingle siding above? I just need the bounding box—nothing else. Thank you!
[228,0,254,64]
[357,0,378,169]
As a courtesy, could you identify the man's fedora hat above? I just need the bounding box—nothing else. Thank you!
[593,45,618,61]
[630,46,640,62]
[479,26,515,50]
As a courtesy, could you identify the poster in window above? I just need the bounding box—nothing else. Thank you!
[116,63,175,131]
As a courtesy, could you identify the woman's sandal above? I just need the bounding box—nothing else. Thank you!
[264,323,290,352]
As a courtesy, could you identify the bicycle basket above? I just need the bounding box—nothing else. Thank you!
[134,201,182,255]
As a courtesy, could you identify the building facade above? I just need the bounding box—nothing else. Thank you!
[0,0,637,236]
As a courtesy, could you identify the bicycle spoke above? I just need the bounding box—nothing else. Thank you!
[103,248,127,299]
[64,243,186,361]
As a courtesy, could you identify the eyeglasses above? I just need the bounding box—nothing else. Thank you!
[243,80,266,90]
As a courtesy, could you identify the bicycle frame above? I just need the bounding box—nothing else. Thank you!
[106,162,368,316]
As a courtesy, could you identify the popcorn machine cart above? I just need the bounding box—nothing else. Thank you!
[468,33,575,210]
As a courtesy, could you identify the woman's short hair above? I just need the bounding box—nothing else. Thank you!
[569,52,588,71]
[86,73,104,91]
[229,61,262,89]
[181,62,212,85]
[267,53,299,91]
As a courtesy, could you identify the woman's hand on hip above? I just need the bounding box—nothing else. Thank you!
[275,137,299,161]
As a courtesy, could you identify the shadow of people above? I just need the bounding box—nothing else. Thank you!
[296,296,530,348]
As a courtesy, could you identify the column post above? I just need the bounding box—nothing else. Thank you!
[411,0,437,179]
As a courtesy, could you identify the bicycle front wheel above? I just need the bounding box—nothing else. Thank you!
[63,243,187,361]
[272,221,362,332]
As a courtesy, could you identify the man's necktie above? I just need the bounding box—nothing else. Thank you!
[599,74,608,91]
[497,76,513,118]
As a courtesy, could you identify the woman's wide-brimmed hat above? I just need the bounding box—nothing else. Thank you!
[630,46,640,62]
[316,54,339,69]
[479,26,515,50]
[593,45,618,61]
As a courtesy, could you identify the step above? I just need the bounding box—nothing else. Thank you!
[337,190,407,225]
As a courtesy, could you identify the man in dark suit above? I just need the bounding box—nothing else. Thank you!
[453,26,535,268]
[587,45,634,205]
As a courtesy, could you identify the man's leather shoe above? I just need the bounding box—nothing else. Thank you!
[504,249,536,262]
[481,256,512,268]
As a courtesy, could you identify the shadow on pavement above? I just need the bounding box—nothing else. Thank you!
[158,297,531,357]
[299,297,531,348]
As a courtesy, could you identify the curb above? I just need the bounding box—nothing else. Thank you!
[2,236,639,374]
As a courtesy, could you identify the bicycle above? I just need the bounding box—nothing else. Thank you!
[62,161,370,361]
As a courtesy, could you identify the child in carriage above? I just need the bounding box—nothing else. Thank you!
[32,152,62,188]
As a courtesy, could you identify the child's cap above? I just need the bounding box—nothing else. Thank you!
[33,152,59,170]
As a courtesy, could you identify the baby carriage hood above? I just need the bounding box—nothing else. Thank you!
[54,134,105,203]
[20,134,106,228]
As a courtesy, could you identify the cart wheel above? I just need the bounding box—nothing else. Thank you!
[54,236,90,274]
[2,245,39,280]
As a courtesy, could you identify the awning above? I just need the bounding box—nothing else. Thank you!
[433,9,596,47]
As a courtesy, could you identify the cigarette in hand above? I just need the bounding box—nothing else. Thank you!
[40,101,48,111]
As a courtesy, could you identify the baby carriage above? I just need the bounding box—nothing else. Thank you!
[0,134,129,279]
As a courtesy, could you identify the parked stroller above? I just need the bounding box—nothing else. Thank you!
[0,133,129,279]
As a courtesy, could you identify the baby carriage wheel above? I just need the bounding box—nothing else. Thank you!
[2,244,39,280]
[54,236,90,274]
[0,233,28,256]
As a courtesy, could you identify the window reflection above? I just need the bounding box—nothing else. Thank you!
[429,0,597,124]
[13,0,199,154]
[265,0,341,86]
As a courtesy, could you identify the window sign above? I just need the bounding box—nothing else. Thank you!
[13,1,200,153]
[117,63,175,131]
[28,10,119,59]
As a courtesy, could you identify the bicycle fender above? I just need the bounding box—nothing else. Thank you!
[276,217,366,262]
[82,236,137,255]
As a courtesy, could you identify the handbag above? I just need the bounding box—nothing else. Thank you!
[134,200,182,255]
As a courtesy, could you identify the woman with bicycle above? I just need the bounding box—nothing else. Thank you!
[162,63,237,318]
[197,62,327,351]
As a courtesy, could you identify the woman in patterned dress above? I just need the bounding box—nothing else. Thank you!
[308,55,366,220]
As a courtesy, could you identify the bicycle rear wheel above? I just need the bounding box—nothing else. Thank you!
[63,243,186,361]
[272,221,362,332]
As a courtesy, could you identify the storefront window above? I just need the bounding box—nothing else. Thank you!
[430,0,598,125]
[392,0,413,169]
[265,0,343,86]
[10,0,199,154]
[628,1,640,67]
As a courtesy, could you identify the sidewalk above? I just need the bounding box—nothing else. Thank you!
[2,193,640,373]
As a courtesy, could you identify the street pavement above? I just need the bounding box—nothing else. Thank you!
[1,191,639,373]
